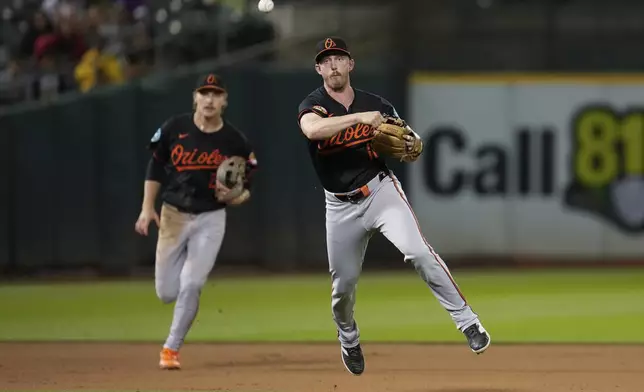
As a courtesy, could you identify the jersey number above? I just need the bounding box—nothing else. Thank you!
[367,144,379,160]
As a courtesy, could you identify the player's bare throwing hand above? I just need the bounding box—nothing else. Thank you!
[297,37,490,376]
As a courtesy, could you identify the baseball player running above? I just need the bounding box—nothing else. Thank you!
[134,72,257,370]
[297,37,490,376]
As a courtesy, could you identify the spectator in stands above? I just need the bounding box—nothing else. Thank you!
[50,15,88,63]
[29,47,73,103]
[74,36,124,92]
[18,10,54,60]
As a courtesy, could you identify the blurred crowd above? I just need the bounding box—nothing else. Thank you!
[0,0,276,108]
[0,0,155,106]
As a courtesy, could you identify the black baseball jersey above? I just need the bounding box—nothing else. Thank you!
[298,86,399,193]
[147,113,254,213]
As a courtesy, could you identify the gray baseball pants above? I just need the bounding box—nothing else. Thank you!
[324,172,480,347]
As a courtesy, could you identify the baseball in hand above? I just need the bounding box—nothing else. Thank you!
[258,0,274,12]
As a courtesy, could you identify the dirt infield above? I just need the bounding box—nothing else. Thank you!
[1,343,642,392]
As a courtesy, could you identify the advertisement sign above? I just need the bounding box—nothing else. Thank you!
[407,74,644,257]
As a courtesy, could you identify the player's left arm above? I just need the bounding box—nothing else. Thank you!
[380,98,424,160]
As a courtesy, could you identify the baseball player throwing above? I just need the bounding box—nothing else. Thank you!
[135,73,257,370]
[297,37,490,376]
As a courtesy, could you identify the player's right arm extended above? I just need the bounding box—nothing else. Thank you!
[142,156,166,210]
[299,112,363,140]
[141,180,161,211]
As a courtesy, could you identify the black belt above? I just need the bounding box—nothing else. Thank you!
[334,172,388,203]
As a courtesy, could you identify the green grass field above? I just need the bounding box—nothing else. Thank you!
[1,268,643,343]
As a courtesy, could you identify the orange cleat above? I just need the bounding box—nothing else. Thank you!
[159,347,181,370]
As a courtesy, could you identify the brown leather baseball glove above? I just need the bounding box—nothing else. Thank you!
[215,156,247,203]
[370,116,423,162]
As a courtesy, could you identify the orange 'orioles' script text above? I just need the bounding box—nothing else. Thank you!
[318,123,374,153]
[171,145,227,171]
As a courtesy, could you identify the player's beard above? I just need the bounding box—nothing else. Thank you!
[327,73,348,92]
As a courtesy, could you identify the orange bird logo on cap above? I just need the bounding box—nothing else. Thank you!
[324,38,336,49]
[206,74,216,84]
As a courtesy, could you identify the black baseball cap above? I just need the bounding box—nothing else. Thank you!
[315,36,352,63]
[195,72,226,93]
